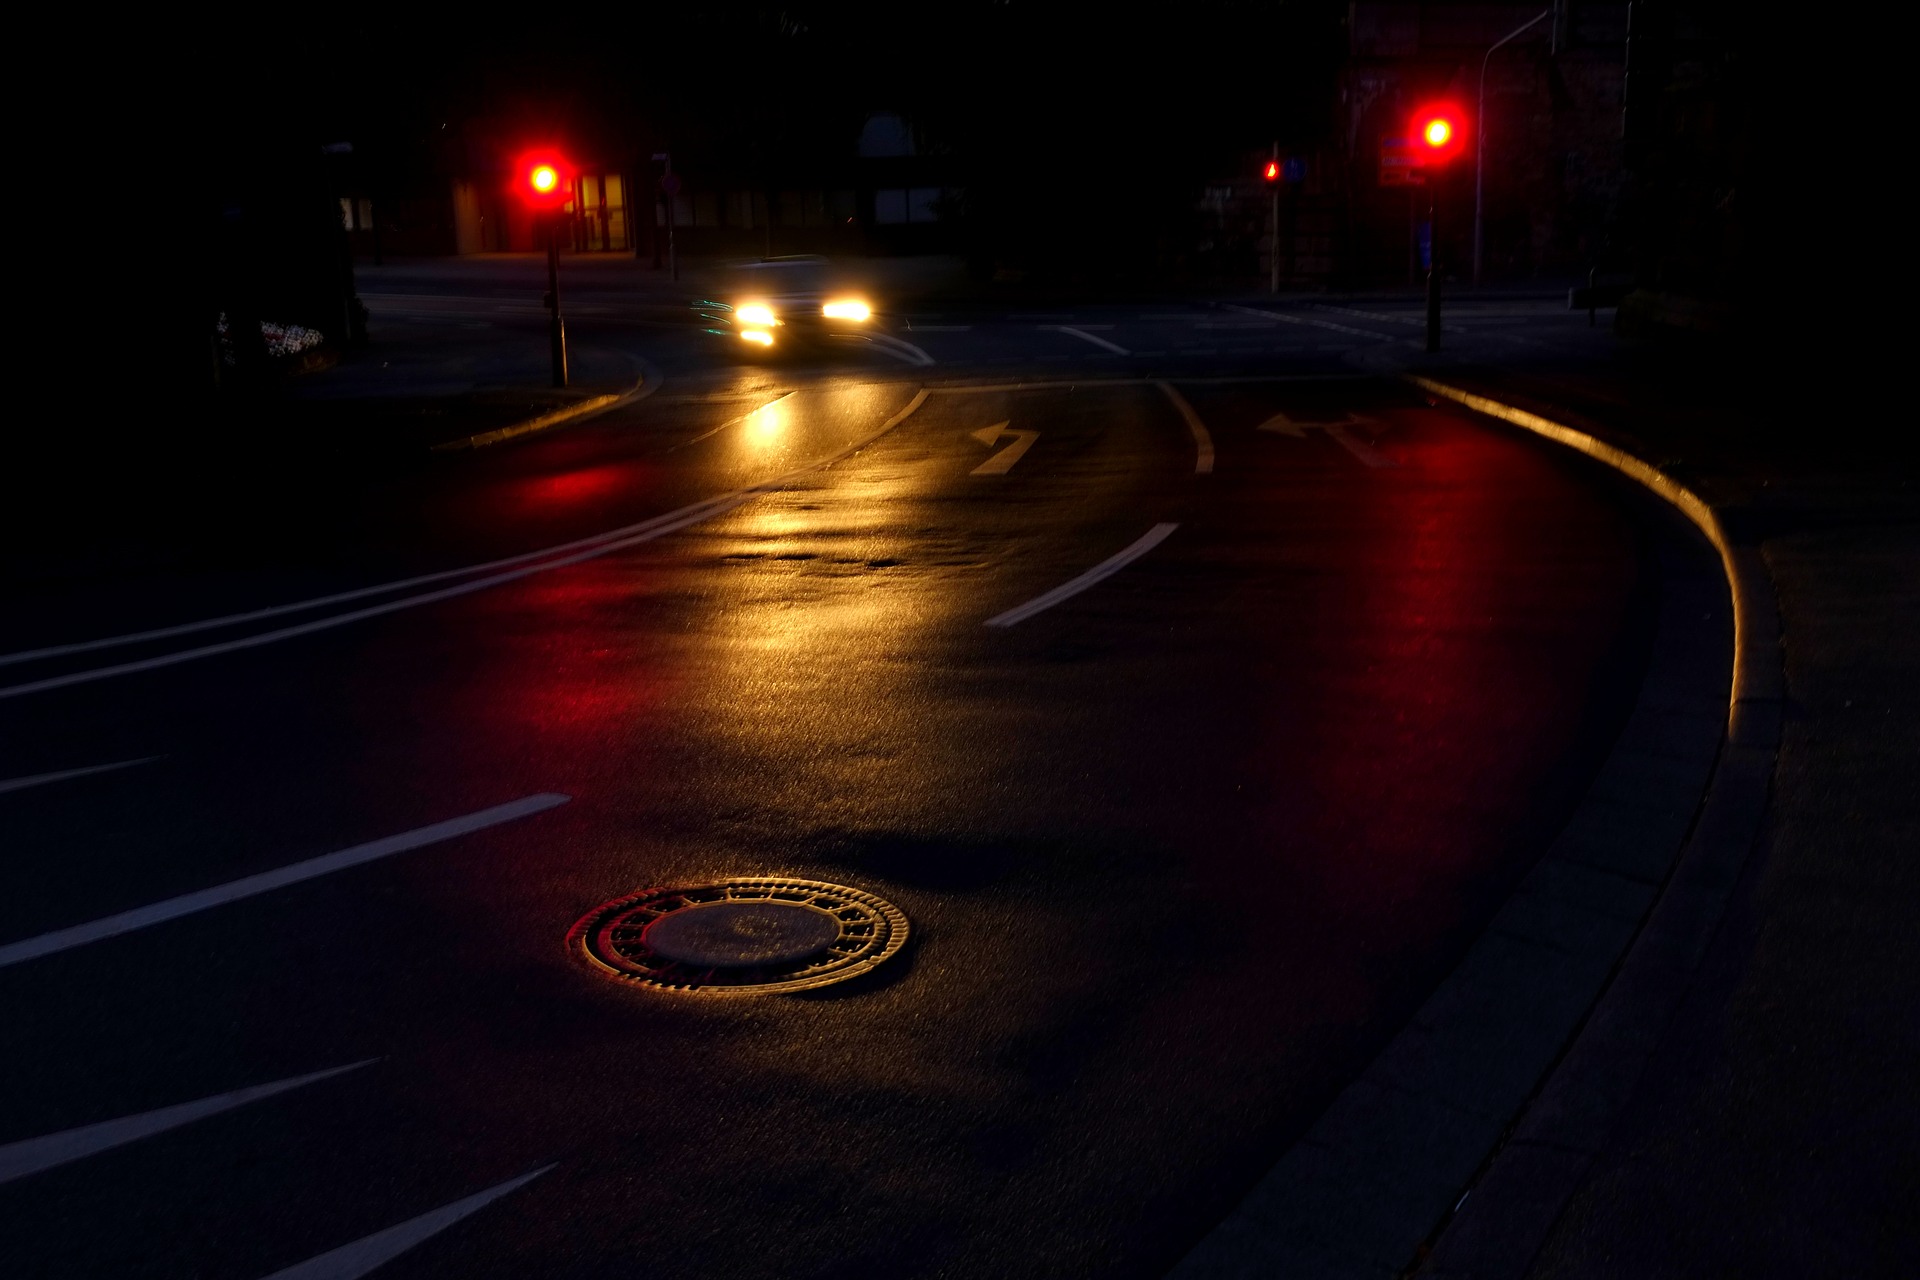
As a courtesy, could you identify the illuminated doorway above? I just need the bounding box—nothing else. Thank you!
[573,173,630,251]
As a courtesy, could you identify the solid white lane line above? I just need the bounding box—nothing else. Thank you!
[665,392,795,452]
[255,1165,554,1280]
[0,385,846,672]
[0,794,569,969]
[0,756,159,796]
[1155,382,1216,475]
[985,524,1180,628]
[1046,325,1130,355]
[0,1061,377,1185]
[0,506,710,671]
[0,391,932,701]
[0,504,738,701]
[1324,425,1398,468]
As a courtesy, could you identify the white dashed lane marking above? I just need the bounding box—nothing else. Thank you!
[254,1166,554,1280]
[1045,325,1131,355]
[0,794,571,969]
[0,757,159,796]
[0,1061,377,1185]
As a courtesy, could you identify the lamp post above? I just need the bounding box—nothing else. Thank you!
[1473,7,1553,287]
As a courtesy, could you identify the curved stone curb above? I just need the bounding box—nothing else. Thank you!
[1165,378,1781,1280]
[429,352,659,452]
[1407,379,1782,1280]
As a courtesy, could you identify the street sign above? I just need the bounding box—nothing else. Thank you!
[1282,157,1306,183]
[1379,137,1424,187]
[660,172,683,197]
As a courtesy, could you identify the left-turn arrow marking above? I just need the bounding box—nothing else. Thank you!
[970,421,1040,475]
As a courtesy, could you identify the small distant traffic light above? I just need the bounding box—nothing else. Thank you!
[515,151,574,212]
[1263,159,1281,182]
[1411,104,1466,166]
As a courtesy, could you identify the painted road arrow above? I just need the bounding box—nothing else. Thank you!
[1255,409,1367,437]
[1255,411,1396,468]
[970,421,1040,475]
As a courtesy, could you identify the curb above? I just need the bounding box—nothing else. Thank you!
[1407,377,1782,1280]
[1165,378,1781,1280]
[429,355,657,453]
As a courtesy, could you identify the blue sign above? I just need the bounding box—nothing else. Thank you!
[1282,157,1306,183]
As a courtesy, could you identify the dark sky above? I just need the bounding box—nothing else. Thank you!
[131,4,1344,179]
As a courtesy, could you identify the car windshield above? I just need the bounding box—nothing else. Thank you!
[722,257,837,299]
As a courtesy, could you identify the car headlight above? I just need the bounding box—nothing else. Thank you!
[739,328,775,346]
[735,303,778,326]
[822,299,871,322]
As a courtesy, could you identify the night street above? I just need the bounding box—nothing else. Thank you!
[10,7,1913,1278]
[2,284,1720,1277]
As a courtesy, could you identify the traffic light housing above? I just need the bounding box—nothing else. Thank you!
[515,151,575,213]
[1411,104,1467,166]
[1263,159,1281,182]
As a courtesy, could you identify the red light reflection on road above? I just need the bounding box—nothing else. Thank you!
[1246,414,1638,937]
[512,465,630,510]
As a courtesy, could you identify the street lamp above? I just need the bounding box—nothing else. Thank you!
[1473,8,1553,286]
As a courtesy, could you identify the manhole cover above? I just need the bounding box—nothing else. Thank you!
[569,877,909,995]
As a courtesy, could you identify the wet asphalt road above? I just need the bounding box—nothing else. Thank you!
[2,288,1688,1278]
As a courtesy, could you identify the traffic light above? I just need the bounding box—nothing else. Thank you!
[1411,104,1466,166]
[515,151,574,212]
[511,149,576,388]
[1263,159,1280,182]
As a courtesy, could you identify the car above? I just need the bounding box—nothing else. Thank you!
[695,255,877,356]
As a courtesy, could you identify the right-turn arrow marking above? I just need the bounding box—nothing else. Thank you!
[970,421,1040,475]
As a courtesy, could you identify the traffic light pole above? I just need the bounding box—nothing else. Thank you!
[1425,185,1442,353]
[546,216,569,387]
[1270,143,1281,295]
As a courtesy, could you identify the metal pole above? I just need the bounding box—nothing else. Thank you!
[1270,142,1281,294]
[649,151,666,269]
[1426,184,1441,353]
[547,217,568,387]
[1473,8,1553,286]
[666,156,678,282]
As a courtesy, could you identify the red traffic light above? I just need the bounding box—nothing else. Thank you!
[1263,160,1280,182]
[1411,104,1466,164]
[515,151,574,211]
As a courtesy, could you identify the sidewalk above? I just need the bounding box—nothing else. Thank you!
[1384,330,1918,1276]
[282,298,644,455]
[3,293,646,592]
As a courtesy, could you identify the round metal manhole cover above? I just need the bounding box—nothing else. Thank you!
[568,878,909,995]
